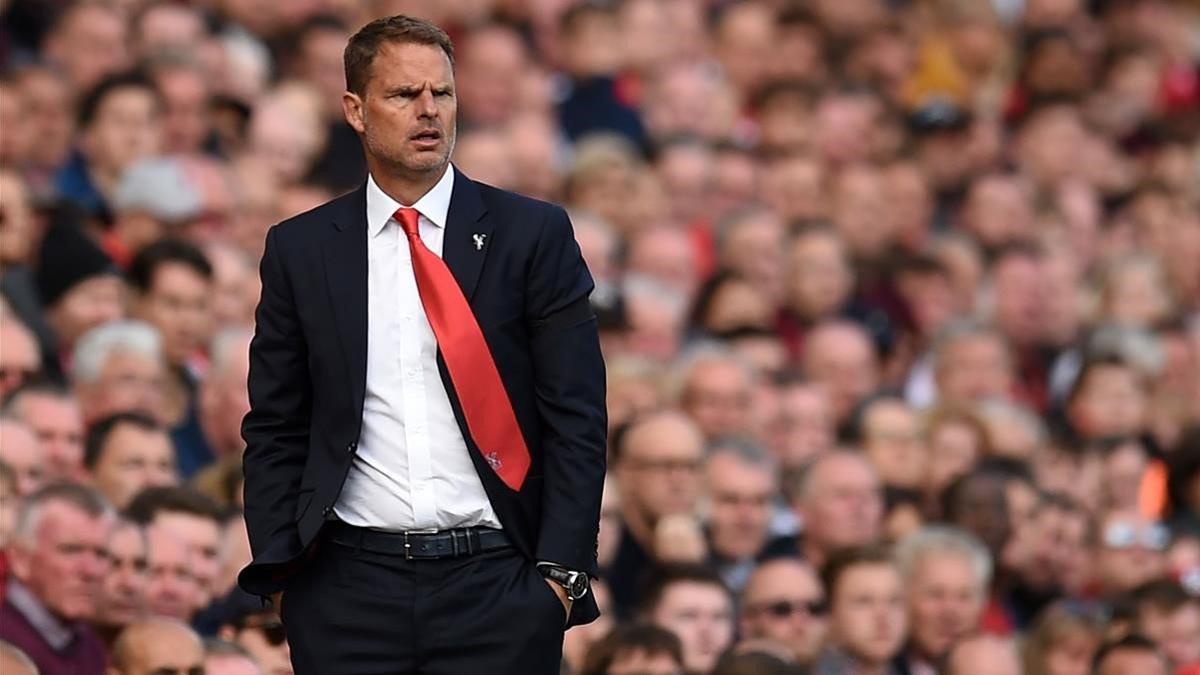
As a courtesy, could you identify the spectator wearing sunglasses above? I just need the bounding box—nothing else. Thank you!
[218,609,291,675]
[1128,580,1200,672]
[738,558,828,665]
[110,617,204,675]
[1094,509,1169,597]
[895,526,991,675]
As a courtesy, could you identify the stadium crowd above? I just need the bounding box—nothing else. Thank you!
[0,0,1198,673]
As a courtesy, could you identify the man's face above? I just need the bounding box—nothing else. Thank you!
[48,275,127,348]
[0,423,44,497]
[800,455,883,558]
[343,42,457,179]
[740,562,828,661]
[650,582,734,674]
[79,351,168,425]
[804,328,880,424]
[10,501,113,620]
[937,335,1013,403]
[682,362,753,440]
[1069,365,1147,439]
[456,28,528,127]
[98,523,148,627]
[769,384,834,471]
[156,68,210,154]
[862,401,926,489]
[907,553,984,660]
[618,417,703,520]
[83,86,161,176]
[1096,649,1168,675]
[145,526,201,620]
[136,262,213,367]
[705,453,774,560]
[154,511,222,601]
[48,6,130,90]
[830,564,908,667]
[787,233,852,320]
[992,256,1044,348]
[0,324,40,399]
[15,394,86,482]
[90,423,178,510]
[233,615,293,675]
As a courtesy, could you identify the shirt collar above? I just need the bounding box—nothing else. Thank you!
[6,579,76,652]
[366,164,456,237]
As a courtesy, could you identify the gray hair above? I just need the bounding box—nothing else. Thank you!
[71,321,162,385]
[669,341,757,404]
[14,483,113,547]
[976,398,1048,447]
[895,525,992,589]
[931,319,1011,374]
[706,436,779,481]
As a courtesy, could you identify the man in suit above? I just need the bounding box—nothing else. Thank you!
[238,15,607,674]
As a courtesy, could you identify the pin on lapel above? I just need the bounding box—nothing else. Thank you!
[472,233,487,251]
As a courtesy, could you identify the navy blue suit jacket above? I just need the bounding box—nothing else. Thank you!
[238,167,607,626]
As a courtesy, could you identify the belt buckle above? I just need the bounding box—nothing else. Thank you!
[402,528,439,560]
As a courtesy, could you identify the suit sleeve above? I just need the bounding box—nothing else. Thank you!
[240,225,312,595]
[526,205,607,577]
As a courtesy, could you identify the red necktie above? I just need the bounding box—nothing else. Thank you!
[395,208,530,491]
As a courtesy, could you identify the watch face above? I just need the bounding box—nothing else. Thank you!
[569,574,588,599]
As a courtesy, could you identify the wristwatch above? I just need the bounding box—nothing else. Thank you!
[540,565,589,600]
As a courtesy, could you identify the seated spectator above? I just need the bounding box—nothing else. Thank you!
[1092,634,1170,675]
[1129,580,1200,671]
[0,419,44,497]
[144,524,201,621]
[580,623,685,675]
[34,222,125,366]
[639,564,735,675]
[942,634,1022,675]
[784,449,884,568]
[71,321,168,425]
[704,437,779,592]
[1,381,86,482]
[126,487,225,608]
[203,638,262,675]
[109,618,204,675]
[0,316,41,400]
[854,395,927,491]
[1021,601,1104,675]
[894,526,991,673]
[1094,509,1168,597]
[94,519,148,647]
[0,484,114,675]
[85,413,178,510]
[217,608,292,675]
[674,346,757,441]
[738,558,827,665]
[811,545,908,675]
[801,320,882,428]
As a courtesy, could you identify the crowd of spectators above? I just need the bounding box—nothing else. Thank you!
[0,0,1197,674]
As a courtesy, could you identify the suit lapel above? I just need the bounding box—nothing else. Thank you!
[323,184,369,414]
[442,167,490,301]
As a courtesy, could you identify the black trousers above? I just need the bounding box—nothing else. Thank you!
[280,530,567,674]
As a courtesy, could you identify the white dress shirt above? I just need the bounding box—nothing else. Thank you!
[334,166,502,531]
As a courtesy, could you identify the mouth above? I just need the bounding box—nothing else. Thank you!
[410,129,443,149]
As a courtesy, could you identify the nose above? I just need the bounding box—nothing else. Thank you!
[416,88,438,118]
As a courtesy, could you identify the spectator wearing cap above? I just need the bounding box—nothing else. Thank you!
[639,564,735,675]
[72,320,168,426]
[801,320,882,428]
[2,381,87,483]
[941,634,1022,675]
[109,618,204,675]
[811,546,908,675]
[34,222,125,371]
[105,158,206,268]
[738,558,828,665]
[85,413,178,510]
[579,623,685,675]
[0,484,114,675]
[703,438,781,593]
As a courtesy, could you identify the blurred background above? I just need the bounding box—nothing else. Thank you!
[0,0,1197,674]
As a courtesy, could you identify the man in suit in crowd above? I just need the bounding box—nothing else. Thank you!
[238,14,607,674]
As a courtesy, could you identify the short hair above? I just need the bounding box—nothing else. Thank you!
[671,342,757,404]
[14,482,113,545]
[788,448,873,503]
[931,319,1010,374]
[0,460,15,495]
[895,525,993,589]
[112,618,202,672]
[0,379,73,417]
[71,320,162,385]
[343,15,454,96]
[77,71,162,129]
[125,486,225,525]
[579,623,684,675]
[203,637,255,659]
[706,436,778,480]
[638,563,731,617]
[84,412,163,469]
[1091,634,1166,672]
[820,544,897,601]
[1130,579,1196,617]
[128,239,213,293]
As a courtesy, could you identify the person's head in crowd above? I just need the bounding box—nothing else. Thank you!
[246,94,325,187]
[784,226,854,324]
[942,634,1022,675]
[831,163,891,264]
[688,271,774,335]
[0,169,35,267]
[11,65,75,171]
[854,395,927,490]
[739,558,828,664]
[1022,601,1104,675]
[614,411,705,533]
[895,526,991,664]
[802,320,881,426]
[1087,437,1151,513]
[704,438,777,564]
[712,0,776,99]
[1091,634,1169,675]
[110,157,206,259]
[2,381,87,482]
[203,639,262,675]
[109,617,204,675]
[204,242,259,327]
[198,326,253,458]
[8,483,114,622]
[96,519,149,639]
[580,623,685,675]
[0,315,40,401]
[1129,580,1200,670]
[791,449,883,567]
[715,208,786,305]
[766,376,835,472]
[74,72,164,202]
[291,15,352,119]
[942,458,1026,561]
[1026,493,1094,596]
[128,239,214,368]
[675,346,755,440]
[452,128,514,188]
[922,405,990,503]
[134,2,208,62]
[0,461,18,545]
[977,398,1047,462]
[931,321,1014,405]
[0,641,37,675]
[36,223,125,352]
[127,486,225,604]
[893,254,954,338]
[143,522,201,620]
[85,412,178,510]
[819,545,908,670]
[41,1,131,91]
[557,1,623,79]
[986,243,1046,350]
[0,419,44,497]
[639,564,735,674]
[1094,509,1168,596]
[218,608,292,675]
[454,23,530,128]
[1015,104,1088,191]
[146,54,211,156]
[884,486,927,544]
[72,320,168,424]
[1097,254,1175,330]
[1067,356,1149,441]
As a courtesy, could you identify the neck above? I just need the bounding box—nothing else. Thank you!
[367,156,446,206]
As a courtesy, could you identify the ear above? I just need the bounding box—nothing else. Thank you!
[7,539,31,581]
[342,91,365,134]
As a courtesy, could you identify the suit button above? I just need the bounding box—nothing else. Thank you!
[347,442,357,453]
[322,506,332,516]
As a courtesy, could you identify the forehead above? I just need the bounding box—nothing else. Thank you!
[38,501,110,539]
[366,41,454,88]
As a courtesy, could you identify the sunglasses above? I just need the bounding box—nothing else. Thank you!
[752,598,828,619]
[1103,522,1169,551]
[239,619,287,646]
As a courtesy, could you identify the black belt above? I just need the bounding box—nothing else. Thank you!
[325,522,512,560]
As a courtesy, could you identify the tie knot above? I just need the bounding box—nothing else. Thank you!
[395,208,421,237]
